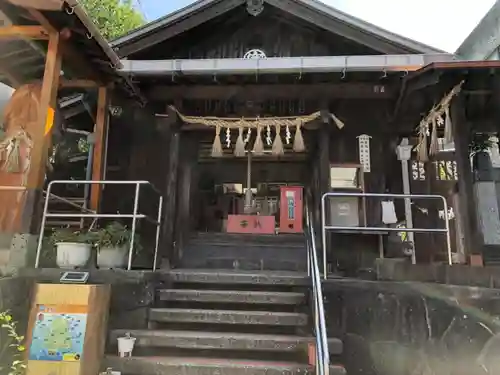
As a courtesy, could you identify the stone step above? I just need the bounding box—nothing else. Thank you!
[149,308,308,326]
[169,269,309,286]
[104,356,347,375]
[109,330,343,354]
[158,289,306,305]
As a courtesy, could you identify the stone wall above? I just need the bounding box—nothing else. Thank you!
[376,258,500,288]
[324,279,500,375]
[19,268,161,330]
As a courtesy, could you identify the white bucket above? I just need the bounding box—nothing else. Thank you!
[117,336,136,358]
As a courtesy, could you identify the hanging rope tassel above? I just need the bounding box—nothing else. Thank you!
[331,113,345,129]
[429,117,439,156]
[272,124,284,155]
[417,130,429,162]
[253,125,264,155]
[234,126,246,157]
[293,122,305,152]
[211,125,223,157]
[444,106,454,144]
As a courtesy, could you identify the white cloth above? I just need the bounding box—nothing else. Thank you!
[381,200,397,224]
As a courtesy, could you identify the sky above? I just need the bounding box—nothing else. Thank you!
[137,0,497,53]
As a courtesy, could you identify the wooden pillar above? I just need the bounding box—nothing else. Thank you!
[175,134,196,257]
[161,106,180,266]
[318,122,331,269]
[90,87,109,212]
[451,92,478,256]
[20,31,62,234]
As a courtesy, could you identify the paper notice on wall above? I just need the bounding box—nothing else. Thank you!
[357,134,372,172]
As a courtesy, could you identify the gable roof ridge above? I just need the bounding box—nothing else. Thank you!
[293,0,446,54]
[111,0,447,55]
[111,0,224,47]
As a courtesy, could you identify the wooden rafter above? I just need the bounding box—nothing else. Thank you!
[27,7,57,33]
[0,26,48,39]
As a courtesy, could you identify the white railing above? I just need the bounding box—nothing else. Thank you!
[305,194,330,375]
[35,180,163,271]
[321,192,452,278]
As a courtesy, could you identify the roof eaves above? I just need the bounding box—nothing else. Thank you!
[455,1,500,59]
[110,0,222,47]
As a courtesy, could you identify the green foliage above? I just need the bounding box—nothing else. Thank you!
[49,228,96,246]
[94,222,142,254]
[79,0,145,41]
[469,133,493,156]
[0,311,26,375]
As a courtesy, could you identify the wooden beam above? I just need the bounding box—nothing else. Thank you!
[27,31,62,189]
[0,26,48,39]
[27,8,57,34]
[148,83,394,101]
[59,79,99,89]
[8,0,63,11]
[90,87,109,212]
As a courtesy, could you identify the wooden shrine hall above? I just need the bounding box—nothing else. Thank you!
[0,0,499,272]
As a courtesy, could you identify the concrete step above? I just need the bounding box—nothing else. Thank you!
[158,289,306,305]
[109,330,343,354]
[169,269,309,286]
[149,308,308,326]
[104,356,347,375]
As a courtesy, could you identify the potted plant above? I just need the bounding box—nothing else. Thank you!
[49,228,94,269]
[95,222,141,269]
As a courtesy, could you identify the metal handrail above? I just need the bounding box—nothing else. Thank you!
[35,180,164,271]
[321,192,452,278]
[305,193,330,375]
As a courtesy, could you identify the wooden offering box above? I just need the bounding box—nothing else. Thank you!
[25,283,111,375]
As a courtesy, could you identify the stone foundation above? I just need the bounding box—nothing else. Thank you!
[324,278,500,375]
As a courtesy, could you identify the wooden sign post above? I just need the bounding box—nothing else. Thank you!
[25,283,111,375]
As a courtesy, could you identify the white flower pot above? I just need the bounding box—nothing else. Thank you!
[117,336,136,358]
[97,247,127,269]
[56,242,91,269]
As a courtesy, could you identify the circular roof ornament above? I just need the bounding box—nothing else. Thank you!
[244,49,267,59]
[246,0,264,16]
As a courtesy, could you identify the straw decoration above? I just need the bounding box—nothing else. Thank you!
[416,126,429,162]
[272,124,284,155]
[165,106,347,157]
[331,113,345,129]
[415,80,464,161]
[253,125,264,155]
[211,125,223,157]
[234,126,246,157]
[293,121,305,152]
[429,117,439,156]
[444,106,453,144]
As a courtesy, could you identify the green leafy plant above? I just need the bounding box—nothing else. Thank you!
[48,228,95,246]
[94,222,142,254]
[0,311,26,375]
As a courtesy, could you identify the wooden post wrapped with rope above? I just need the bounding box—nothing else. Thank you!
[0,31,62,239]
